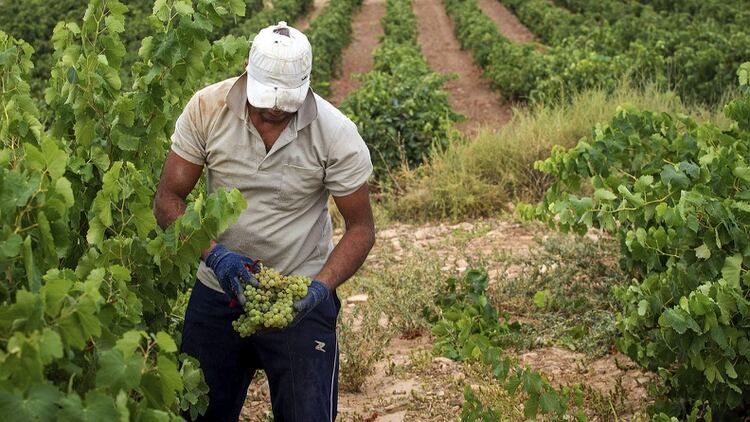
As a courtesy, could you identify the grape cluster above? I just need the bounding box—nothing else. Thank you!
[232,265,311,337]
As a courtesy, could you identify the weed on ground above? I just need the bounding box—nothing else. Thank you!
[490,232,626,357]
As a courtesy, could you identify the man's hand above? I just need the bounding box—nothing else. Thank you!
[204,244,261,305]
[291,280,330,325]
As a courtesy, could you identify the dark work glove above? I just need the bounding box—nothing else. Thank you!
[204,244,260,306]
[291,280,330,325]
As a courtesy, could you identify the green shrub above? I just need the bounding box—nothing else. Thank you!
[523,64,750,418]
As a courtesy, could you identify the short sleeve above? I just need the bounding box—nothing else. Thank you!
[324,119,373,196]
[170,93,207,165]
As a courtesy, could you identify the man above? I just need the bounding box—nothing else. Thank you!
[153,21,375,422]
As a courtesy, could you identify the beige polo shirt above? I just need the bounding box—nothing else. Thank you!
[171,73,373,293]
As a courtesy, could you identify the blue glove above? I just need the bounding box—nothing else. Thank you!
[204,244,260,306]
[291,280,330,325]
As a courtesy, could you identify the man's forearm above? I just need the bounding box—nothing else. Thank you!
[314,224,375,290]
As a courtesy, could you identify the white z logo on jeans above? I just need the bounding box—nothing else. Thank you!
[314,340,326,352]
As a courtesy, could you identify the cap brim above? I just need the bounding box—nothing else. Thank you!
[246,71,309,113]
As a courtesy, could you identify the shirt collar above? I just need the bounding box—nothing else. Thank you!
[225,72,319,130]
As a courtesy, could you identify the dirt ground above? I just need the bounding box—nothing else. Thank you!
[518,347,653,418]
[240,219,654,421]
[476,0,537,43]
[328,0,386,105]
[353,220,654,421]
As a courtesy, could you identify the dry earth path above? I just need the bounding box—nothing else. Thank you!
[412,0,511,135]
[340,221,653,421]
[476,0,537,43]
[295,0,330,31]
[328,0,386,105]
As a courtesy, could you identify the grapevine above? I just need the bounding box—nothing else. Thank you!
[232,266,311,336]
[523,63,750,418]
[0,0,254,418]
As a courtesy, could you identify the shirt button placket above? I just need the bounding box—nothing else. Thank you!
[247,128,264,173]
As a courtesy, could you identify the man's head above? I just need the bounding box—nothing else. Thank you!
[246,21,312,116]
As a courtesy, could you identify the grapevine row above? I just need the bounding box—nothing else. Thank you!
[522,64,750,418]
[442,0,540,102]
[444,0,749,104]
[340,0,460,179]
[444,0,642,103]
[0,0,256,418]
[499,0,750,102]
[0,0,361,416]
[631,0,750,25]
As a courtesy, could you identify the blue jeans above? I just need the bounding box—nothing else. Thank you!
[181,280,341,422]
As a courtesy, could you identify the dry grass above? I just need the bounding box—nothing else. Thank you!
[338,302,391,393]
[383,83,728,222]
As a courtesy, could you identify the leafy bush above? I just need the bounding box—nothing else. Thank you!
[523,64,750,418]
[0,0,261,417]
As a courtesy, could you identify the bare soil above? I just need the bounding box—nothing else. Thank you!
[338,336,433,421]
[412,0,512,136]
[328,0,386,105]
[344,219,652,421]
[295,0,330,32]
[476,0,537,43]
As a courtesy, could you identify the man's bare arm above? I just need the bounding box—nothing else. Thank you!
[153,151,216,258]
[314,183,376,290]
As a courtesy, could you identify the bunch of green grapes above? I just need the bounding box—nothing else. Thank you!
[232,265,311,337]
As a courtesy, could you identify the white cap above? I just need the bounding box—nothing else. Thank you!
[246,21,312,113]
